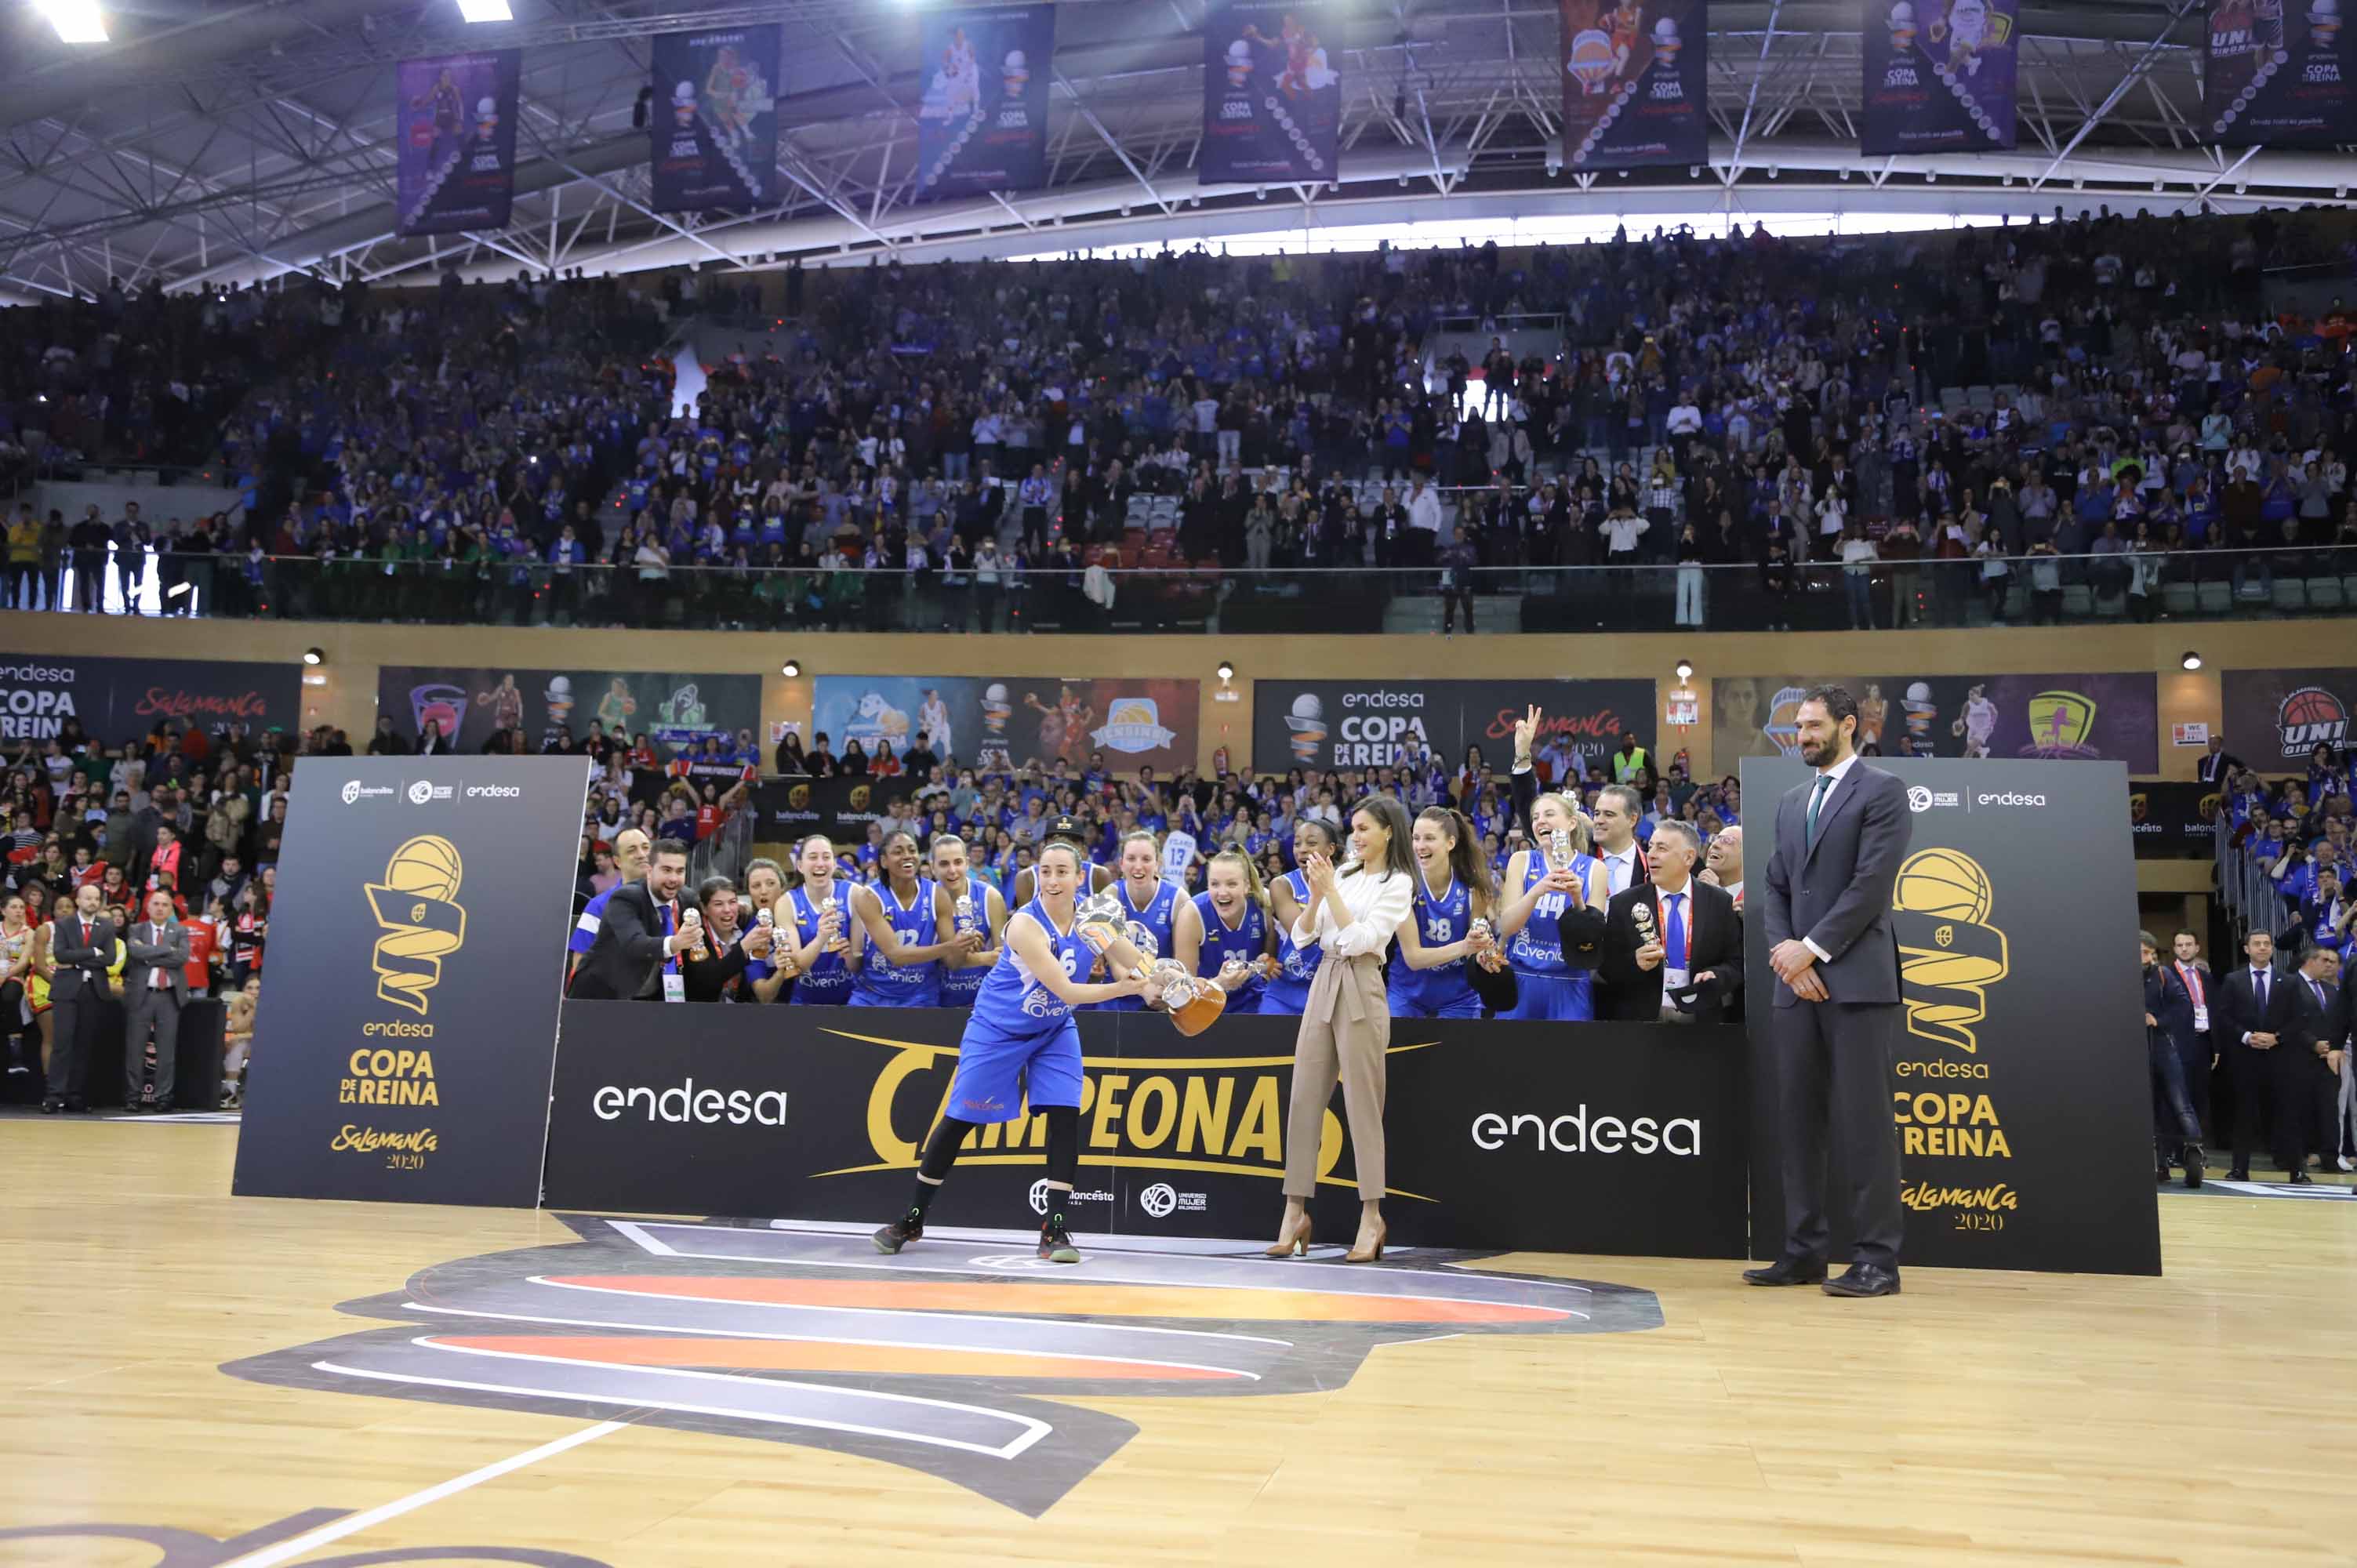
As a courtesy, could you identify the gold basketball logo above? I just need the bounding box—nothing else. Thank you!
[1890,847,2008,1054]
[364,835,468,1014]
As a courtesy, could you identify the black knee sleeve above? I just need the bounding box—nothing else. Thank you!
[919,1116,978,1181]
[1044,1105,1079,1191]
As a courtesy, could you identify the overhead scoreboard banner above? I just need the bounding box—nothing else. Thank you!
[913,5,1055,202]
[1199,0,1342,185]
[1252,677,1657,775]
[2220,666,2355,771]
[1861,0,2021,153]
[650,24,779,212]
[0,654,300,744]
[395,50,522,238]
[1559,0,1708,170]
[1711,673,2159,778]
[379,666,762,753]
[1741,757,2160,1275]
[813,675,1199,773]
[2205,0,2355,147]
[231,757,594,1207]
[546,1006,1749,1258]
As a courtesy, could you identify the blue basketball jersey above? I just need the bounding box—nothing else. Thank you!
[786,884,853,1004]
[968,898,1089,1036]
[1506,851,1604,978]
[1261,869,1323,1014]
[1389,873,1476,1015]
[1192,891,1266,1013]
[938,882,996,1006]
[849,877,942,1007]
[1092,877,1182,1011]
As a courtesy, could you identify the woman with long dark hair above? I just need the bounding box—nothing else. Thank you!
[1388,807,1497,1020]
[1270,795,1415,1264]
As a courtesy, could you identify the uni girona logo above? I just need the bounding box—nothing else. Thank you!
[222,1214,1661,1515]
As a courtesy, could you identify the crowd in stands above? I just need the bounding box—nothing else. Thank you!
[5,207,2357,630]
[2222,739,2357,965]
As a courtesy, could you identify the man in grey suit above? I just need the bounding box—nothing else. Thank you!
[123,890,191,1112]
[1749,684,1914,1298]
[43,884,114,1114]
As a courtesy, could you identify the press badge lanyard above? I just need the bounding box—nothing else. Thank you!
[661,902,685,1004]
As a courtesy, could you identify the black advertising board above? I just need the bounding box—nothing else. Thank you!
[1741,757,2160,1275]
[752,774,888,847]
[231,757,594,1207]
[1252,677,1656,775]
[545,1007,1749,1260]
[2129,780,2224,859]
[0,653,300,744]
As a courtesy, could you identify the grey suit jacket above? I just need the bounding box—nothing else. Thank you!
[124,919,191,1005]
[1759,760,1913,1008]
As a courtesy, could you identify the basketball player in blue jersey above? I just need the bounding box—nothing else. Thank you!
[1193,848,1274,1013]
[738,856,800,1004]
[846,829,974,1007]
[1088,829,1201,1011]
[1262,817,1338,1016]
[775,835,857,1005]
[1389,807,1498,1019]
[1496,787,1608,1020]
[872,841,1158,1263]
[929,834,1004,1008]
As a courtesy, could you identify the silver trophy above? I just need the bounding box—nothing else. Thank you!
[1632,901,1657,946]
[820,892,848,953]
[1149,957,1197,1011]
[953,891,975,927]
[1546,828,1573,869]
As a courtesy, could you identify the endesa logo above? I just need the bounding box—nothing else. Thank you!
[1470,1106,1702,1156]
[465,784,522,799]
[1975,792,2047,808]
[594,1076,788,1126]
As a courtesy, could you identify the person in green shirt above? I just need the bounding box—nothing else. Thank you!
[1611,735,1651,786]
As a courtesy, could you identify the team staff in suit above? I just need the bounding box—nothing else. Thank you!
[2195,735,2242,785]
[2168,929,2217,1141]
[569,839,698,1000]
[1597,821,1742,1023]
[2213,929,2304,1181]
[2284,946,2347,1180]
[122,890,191,1112]
[2141,931,2206,1189]
[1750,684,1914,1298]
[41,884,114,1114]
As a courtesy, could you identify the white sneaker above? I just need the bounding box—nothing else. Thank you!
[2338,1156,2353,1172]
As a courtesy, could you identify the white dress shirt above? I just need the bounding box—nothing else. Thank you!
[1291,867,1413,960]
[1798,751,1862,966]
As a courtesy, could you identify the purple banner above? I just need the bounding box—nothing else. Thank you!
[1560,0,1708,170]
[914,6,1054,202]
[1712,672,2159,775]
[1200,1,1342,185]
[2205,0,2356,147]
[650,26,779,212]
[1861,0,2020,154]
[397,50,522,238]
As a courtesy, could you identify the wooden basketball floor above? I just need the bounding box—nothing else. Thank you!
[5,1118,2356,1567]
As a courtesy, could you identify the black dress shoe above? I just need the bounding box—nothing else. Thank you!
[2287,1167,2315,1185]
[1741,1256,1828,1287]
[1822,1262,1902,1298]
[2226,1165,2250,1181]
[40,1098,61,1115]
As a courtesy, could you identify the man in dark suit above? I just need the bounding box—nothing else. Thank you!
[42,884,114,1112]
[568,838,696,1000]
[2195,735,2242,785]
[1598,820,1742,1023]
[2213,929,2304,1181]
[2169,929,2217,1142]
[1750,684,1914,1298]
[123,889,191,1112]
[2141,931,2205,1188]
[2283,946,2346,1181]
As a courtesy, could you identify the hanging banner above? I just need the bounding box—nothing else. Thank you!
[2219,666,2357,769]
[1251,677,1656,778]
[812,676,1199,773]
[1559,0,1708,170]
[1199,0,1342,185]
[395,49,522,238]
[2205,0,2356,147]
[0,654,299,745]
[1711,673,2159,777]
[913,5,1055,202]
[649,24,779,212]
[379,666,763,755]
[1861,0,2021,153]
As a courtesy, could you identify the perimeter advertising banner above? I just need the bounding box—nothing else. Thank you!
[753,774,889,848]
[379,666,762,753]
[2220,666,2355,770]
[1199,0,1342,185]
[1741,757,2159,1274]
[1559,0,1708,170]
[0,654,299,744]
[813,675,1199,773]
[1710,673,2159,778]
[913,5,1055,202]
[545,1007,1749,1258]
[1252,677,1657,776]
[650,24,779,212]
[232,757,593,1207]
[395,49,522,238]
[2129,779,2223,859]
[2204,0,2356,147]
[1861,0,2020,153]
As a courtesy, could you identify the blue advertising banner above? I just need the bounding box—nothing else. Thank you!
[395,50,522,238]
[650,25,779,212]
[2205,0,2356,147]
[914,5,1055,202]
[1861,0,2020,154]
[1559,0,1708,170]
[1199,1,1342,185]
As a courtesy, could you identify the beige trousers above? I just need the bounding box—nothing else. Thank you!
[1283,952,1389,1200]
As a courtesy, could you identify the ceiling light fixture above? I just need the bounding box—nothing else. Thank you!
[2180,651,2203,672]
[782,659,801,678]
[36,0,107,42]
[456,0,514,21]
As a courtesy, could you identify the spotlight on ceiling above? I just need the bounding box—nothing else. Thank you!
[1216,659,1236,683]
[1256,186,1269,200]
[302,648,325,666]
[1925,171,1937,183]
[1674,659,1694,683]
[36,0,107,42]
[2181,650,2203,672]
[456,0,514,20]
[782,659,801,678]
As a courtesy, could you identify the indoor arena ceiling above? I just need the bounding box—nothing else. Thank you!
[0,0,2339,299]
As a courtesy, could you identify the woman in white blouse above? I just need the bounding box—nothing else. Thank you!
[1267,795,1416,1264]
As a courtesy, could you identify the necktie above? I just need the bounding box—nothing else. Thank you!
[2180,963,2204,1008]
[2312,979,2326,1008]
[1806,774,1834,847]
[662,903,679,975]
[1662,892,1687,970]
[2255,967,2268,1010]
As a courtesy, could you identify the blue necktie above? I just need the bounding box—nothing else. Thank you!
[1662,893,1686,971]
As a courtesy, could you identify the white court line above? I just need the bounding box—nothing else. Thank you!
[216,1417,624,1568]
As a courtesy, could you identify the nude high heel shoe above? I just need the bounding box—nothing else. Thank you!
[1343,1220,1389,1264]
[1263,1212,1313,1257]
